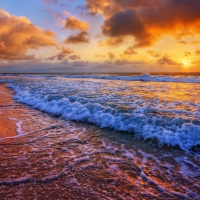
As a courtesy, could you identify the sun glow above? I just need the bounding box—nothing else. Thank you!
[183,60,190,68]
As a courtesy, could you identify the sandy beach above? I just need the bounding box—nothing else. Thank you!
[0,84,17,138]
[0,83,65,139]
[0,84,58,139]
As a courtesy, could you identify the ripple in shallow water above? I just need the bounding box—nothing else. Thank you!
[0,106,199,199]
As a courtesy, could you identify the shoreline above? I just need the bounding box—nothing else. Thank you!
[0,84,17,138]
[0,83,68,140]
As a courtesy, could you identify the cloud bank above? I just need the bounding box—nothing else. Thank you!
[0,9,57,60]
[86,0,200,47]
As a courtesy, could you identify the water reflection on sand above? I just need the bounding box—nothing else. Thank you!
[0,104,199,199]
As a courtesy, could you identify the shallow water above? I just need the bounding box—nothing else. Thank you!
[0,74,200,199]
[3,74,200,151]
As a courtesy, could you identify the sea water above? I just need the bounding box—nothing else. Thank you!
[0,73,199,199]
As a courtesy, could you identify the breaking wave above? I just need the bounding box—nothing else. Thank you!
[5,76,200,151]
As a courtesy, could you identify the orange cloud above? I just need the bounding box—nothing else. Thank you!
[64,31,89,44]
[57,48,74,60]
[178,41,187,45]
[94,53,106,58]
[196,50,200,55]
[86,0,200,47]
[147,50,160,58]
[45,47,74,61]
[191,59,200,65]
[64,16,89,31]
[86,0,119,17]
[86,0,161,16]
[122,46,137,56]
[191,41,199,44]
[184,51,191,57]
[98,37,124,46]
[0,9,57,60]
[107,52,115,60]
[157,56,180,66]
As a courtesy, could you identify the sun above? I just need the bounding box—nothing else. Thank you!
[183,60,190,68]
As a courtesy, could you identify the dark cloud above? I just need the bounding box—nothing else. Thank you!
[94,53,106,58]
[71,61,90,67]
[64,31,89,44]
[147,50,160,58]
[178,41,187,45]
[57,48,74,60]
[114,0,161,8]
[0,59,91,73]
[191,59,200,65]
[98,37,124,46]
[184,51,191,57]
[86,0,200,47]
[157,56,180,66]
[45,55,57,61]
[102,9,154,47]
[45,48,74,61]
[115,59,130,65]
[122,46,137,56]
[107,52,115,60]
[68,55,81,61]
[114,59,144,66]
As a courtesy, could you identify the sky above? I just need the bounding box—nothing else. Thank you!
[0,0,200,73]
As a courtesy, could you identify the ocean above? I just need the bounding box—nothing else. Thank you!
[0,73,200,199]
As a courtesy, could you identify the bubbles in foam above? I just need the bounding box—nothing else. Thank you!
[0,74,200,152]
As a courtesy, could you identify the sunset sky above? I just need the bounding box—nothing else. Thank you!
[0,0,200,73]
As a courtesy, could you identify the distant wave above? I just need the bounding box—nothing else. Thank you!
[63,74,200,83]
[2,73,200,83]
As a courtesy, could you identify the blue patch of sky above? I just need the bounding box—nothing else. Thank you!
[0,0,104,43]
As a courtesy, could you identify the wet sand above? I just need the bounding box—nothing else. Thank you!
[0,84,199,199]
[0,83,63,139]
[0,84,55,138]
[0,84,17,138]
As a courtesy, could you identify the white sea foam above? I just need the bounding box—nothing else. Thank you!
[0,74,198,152]
[6,80,200,151]
[8,117,24,135]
